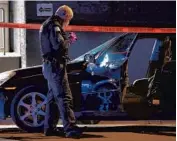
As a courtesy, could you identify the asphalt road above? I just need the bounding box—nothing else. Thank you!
[0,131,175,141]
[0,120,175,141]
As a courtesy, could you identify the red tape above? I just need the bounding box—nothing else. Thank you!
[0,22,175,33]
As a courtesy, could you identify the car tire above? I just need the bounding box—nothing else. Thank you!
[10,85,59,133]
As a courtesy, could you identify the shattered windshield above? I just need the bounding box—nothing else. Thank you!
[95,33,137,65]
[106,33,137,54]
[70,36,118,63]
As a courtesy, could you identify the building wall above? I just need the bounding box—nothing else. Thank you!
[0,55,20,72]
[0,1,21,73]
[26,1,175,27]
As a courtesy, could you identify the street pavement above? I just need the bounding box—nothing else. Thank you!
[0,119,175,141]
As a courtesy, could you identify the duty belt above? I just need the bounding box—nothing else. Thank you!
[43,58,56,64]
[43,54,70,64]
[43,56,69,64]
[42,56,58,64]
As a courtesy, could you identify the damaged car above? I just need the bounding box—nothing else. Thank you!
[0,33,175,132]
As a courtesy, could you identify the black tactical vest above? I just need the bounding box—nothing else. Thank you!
[40,15,69,62]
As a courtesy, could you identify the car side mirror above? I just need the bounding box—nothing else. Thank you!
[84,54,94,62]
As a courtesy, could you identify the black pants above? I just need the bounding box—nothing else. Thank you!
[42,62,76,133]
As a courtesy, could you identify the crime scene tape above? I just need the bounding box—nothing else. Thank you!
[0,22,175,33]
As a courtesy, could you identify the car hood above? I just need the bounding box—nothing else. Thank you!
[0,59,84,81]
[10,65,43,77]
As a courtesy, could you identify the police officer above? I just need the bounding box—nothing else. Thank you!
[39,5,83,138]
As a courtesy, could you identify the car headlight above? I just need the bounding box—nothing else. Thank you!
[0,71,16,86]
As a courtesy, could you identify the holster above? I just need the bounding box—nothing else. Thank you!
[43,54,57,64]
[43,53,69,73]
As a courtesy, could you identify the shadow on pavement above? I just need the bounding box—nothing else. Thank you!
[1,136,61,141]
[81,133,104,138]
[0,125,175,139]
[79,125,176,137]
[0,133,104,140]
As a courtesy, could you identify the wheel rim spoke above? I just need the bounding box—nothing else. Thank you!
[20,112,30,120]
[37,110,46,116]
[32,114,38,126]
[32,93,36,107]
[37,98,47,109]
[19,100,31,110]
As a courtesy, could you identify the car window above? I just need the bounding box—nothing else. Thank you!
[128,38,157,84]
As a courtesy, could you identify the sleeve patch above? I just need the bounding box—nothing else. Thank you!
[54,26,61,32]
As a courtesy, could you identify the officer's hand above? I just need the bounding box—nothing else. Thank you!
[68,32,77,44]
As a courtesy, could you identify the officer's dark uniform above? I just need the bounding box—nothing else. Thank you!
[39,15,77,134]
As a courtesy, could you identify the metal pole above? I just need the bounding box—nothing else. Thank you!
[0,8,5,55]
[3,8,5,55]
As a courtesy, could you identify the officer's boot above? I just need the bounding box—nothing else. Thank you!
[65,125,87,139]
[44,127,65,136]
